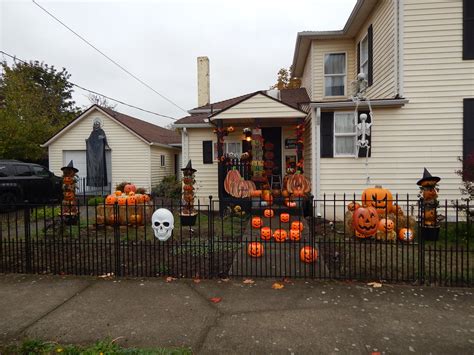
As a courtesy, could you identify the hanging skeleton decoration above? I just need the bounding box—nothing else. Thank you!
[151,208,175,241]
[356,113,372,155]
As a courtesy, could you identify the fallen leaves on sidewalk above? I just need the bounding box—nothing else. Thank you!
[165,276,177,283]
[243,279,255,284]
[98,273,114,279]
[272,282,285,290]
[367,282,382,288]
[209,297,222,303]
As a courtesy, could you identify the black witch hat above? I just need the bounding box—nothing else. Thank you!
[61,160,79,173]
[416,168,440,186]
[181,160,196,174]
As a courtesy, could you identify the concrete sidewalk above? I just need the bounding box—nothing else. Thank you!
[0,274,473,354]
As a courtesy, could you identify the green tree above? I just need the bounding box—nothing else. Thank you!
[0,60,79,161]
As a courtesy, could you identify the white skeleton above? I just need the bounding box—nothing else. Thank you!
[151,208,174,241]
[357,113,372,150]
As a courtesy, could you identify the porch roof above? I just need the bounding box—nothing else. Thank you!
[174,88,310,127]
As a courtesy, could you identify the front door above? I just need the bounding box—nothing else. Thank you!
[261,127,282,183]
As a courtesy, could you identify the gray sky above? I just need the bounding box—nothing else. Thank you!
[1,0,357,126]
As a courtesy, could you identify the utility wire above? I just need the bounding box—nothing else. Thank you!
[0,50,178,120]
[31,0,188,114]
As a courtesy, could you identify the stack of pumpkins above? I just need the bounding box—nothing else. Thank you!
[60,161,79,223]
[97,183,152,226]
[346,185,416,242]
[247,210,318,263]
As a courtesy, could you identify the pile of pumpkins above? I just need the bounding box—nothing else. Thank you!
[247,210,318,264]
[96,184,152,226]
[346,185,416,242]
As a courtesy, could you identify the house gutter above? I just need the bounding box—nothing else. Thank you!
[310,106,321,216]
[310,99,408,109]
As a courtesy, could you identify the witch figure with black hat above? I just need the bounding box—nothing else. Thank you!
[180,160,198,226]
[417,168,441,240]
[60,160,79,224]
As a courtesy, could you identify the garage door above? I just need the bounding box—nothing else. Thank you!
[63,150,111,194]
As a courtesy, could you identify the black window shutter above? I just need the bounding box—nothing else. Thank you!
[464,99,474,174]
[357,42,361,74]
[320,112,334,158]
[203,140,213,164]
[464,0,474,59]
[357,111,372,158]
[367,24,374,86]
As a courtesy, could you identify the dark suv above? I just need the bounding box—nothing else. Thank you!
[0,160,62,209]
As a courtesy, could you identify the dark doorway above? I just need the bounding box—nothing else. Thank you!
[261,127,282,179]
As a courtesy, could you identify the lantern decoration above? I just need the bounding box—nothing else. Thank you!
[263,209,274,218]
[251,216,263,229]
[273,229,288,242]
[60,160,79,224]
[291,221,304,232]
[248,242,264,257]
[361,185,393,217]
[417,168,441,241]
[180,160,198,226]
[280,213,290,223]
[243,127,252,142]
[300,246,318,263]
[260,227,272,240]
[352,206,379,238]
[289,228,301,241]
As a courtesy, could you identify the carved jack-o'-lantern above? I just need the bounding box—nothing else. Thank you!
[352,206,379,238]
[361,185,393,216]
[252,217,263,229]
[347,202,361,212]
[63,191,75,201]
[289,228,301,241]
[127,195,137,205]
[398,228,415,242]
[117,196,127,206]
[247,242,264,257]
[291,221,304,232]
[378,218,395,232]
[273,229,288,242]
[300,246,318,263]
[63,177,74,185]
[260,227,272,240]
[114,190,122,197]
[280,213,290,223]
[105,195,117,205]
[263,209,274,218]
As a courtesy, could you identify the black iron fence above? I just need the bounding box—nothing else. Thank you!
[0,195,471,286]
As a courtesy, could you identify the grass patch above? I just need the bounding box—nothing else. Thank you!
[1,338,192,355]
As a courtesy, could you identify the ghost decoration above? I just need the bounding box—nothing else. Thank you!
[151,208,174,241]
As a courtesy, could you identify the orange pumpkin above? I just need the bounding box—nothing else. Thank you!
[124,184,137,194]
[224,169,242,195]
[263,209,274,218]
[260,227,272,240]
[291,221,304,232]
[281,190,289,198]
[352,206,379,238]
[289,229,301,241]
[378,218,395,232]
[287,172,311,194]
[300,246,318,263]
[361,185,393,216]
[251,190,262,198]
[63,177,74,185]
[117,196,127,206]
[114,190,122,197]
[128,191,135,196]
[105,195,117,205]
[252,217,263,229]
[143,194,151,202]
[273,229,288,242]
[127,195,137,205]
[280,213,290,223]
[398,228,415,242]
[247,242,264,257]
[129,214,143,225]
[261,190,272,201]
[63,191,75,201]
[135,194,145,204]
[347,202,361,212]
[183,185,194,192]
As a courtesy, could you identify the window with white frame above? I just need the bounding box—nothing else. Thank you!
[324,53,346,96]
[359,34,369,77]
[334,112,356,157]
[213,142,242,159]
[160,155,165,167]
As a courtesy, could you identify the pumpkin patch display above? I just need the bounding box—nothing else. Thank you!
[280,213,290,223]
[263,209,275,218]
[260,227,272,240]
[273,229,288,242]
[252,217,263,229]
[300,246,318,263]
[247,242,264,257]
[361,185,393,217]
[352,206,379,238]
[291,221,304,232]
[398,228,415,242]
[289,228,301,241]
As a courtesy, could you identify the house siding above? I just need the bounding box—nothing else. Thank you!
[354,0,397,99]
[301,48,313,100]
[311,39,356,101]
[150,145,176,187]
[48,110,152,192]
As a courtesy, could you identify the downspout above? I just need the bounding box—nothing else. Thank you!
[397,0,404,98]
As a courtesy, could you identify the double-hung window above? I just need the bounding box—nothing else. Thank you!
[334,112,356,157]
[160,155,165,167]
[213,142,242,160]
[324,53,346,97]
[359,35,369,77]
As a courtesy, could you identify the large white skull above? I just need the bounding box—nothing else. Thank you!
[151,208,174,241]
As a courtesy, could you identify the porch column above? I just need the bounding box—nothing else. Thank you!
[311,106,321,215]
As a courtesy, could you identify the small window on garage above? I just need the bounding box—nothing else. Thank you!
[160,155,166,167]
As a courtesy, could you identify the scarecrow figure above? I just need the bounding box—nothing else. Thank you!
[417,168,441,240]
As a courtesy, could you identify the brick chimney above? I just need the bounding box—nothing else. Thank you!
[197,56,210,107]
